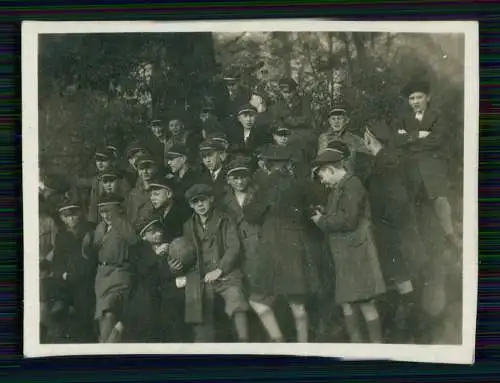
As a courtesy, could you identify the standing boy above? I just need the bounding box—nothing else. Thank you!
[394,78,461,249]
[52,198,96,342]
[311,149,386,343]
[126,153,158,225]
[183,184,249,342]
[90,194,138,343]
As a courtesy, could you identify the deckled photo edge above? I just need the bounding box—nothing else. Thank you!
[22,19,479,364]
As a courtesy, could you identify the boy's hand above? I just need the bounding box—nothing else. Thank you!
[204,268,223,283]
[175,276,187,288]
[310,210,323,225]
[167,257,183,273]
[418,130,430,138]
[397,129,408,135]
[155,243,170,256]
[62,272,68,281]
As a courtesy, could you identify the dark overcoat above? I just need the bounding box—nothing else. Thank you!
[393,107,450,199]
[243,169,320,298]
[226,121,272,158]
[182,209,243,324]
[220,186,261,282]
[365,149,427,285]
[316,174,386,304]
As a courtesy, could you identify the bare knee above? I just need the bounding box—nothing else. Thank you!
[289,302,307,320]
[360,301,380,322]
[249,300,272,316]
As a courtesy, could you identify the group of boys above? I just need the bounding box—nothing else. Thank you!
[39,73,461,344]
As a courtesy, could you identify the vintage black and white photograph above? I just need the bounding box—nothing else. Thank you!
[23,20,478,363]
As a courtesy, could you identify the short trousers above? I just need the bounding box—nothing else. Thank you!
[211,282,249,318]
[248,293,305,307]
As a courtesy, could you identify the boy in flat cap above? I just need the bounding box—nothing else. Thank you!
[166,145,210,211]
[199,139,229,198]
[243,146,320,343]
[317,103,372,181]
[123,140,150,186]
[363,121,427,343]
[228,103,272,157]
[87,167,131,224]
[89,194,138,343]
[311,148,385,343]
[182,183,249,342]
[52,198,97,342]
[395,77,461,250]
[125,153,158,226]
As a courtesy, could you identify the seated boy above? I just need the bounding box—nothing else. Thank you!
[183,183,249,342]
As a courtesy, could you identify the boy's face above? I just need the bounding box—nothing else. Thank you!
[151,123,165,138]
[60,210,81,230]
[237,111,256,129]
[328,114,348,133]
[280,85,292,100]
[228,174,250,192]
[167,155,187,174]
[201,151,223,172]
[273,131,289,146]
[200,111,210,122]
[317,165,344,187]
[408,91,430,113]
[102,177,118,194]
[150,187,173,209]
[189,196,213,216]
[143,227,163,245]
[168,119,183,136]
[227,82,238,94]
[99,205,120,225]
[96,158,111,172]
[138,163,156,182]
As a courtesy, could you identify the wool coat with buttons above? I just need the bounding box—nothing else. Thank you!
[243,169,321,298]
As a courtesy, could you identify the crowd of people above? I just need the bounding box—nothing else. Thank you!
[38,71,462,345]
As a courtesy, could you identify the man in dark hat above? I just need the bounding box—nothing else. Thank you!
[167,145,210,206]
[199,139,229,197]
[87,167,131,224]
[125,153,157,225]
[219,69,253,122]
[363,121,428,343]
[227,103,272,157]
[394,77,461,250]
[182,183,249,342]
[52,198,97,343]
[243,145,320,343]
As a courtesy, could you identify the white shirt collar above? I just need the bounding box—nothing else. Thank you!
[211,167,222,181]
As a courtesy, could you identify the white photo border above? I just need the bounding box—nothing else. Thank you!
[22,19,479,364]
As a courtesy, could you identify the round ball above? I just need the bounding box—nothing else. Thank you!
[169,237,196,267]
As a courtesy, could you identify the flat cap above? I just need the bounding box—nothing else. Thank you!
[147,175,175,193]
[199,139,225,153]
[97,193,123,208]
[57,197,81,214]
[227,156,252,177]
[185,183,214,202]
[135,216,162,237]
[237,103,258,115]
[135,153,156,168]
[166,145,189,158]
[312,149,345,170]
